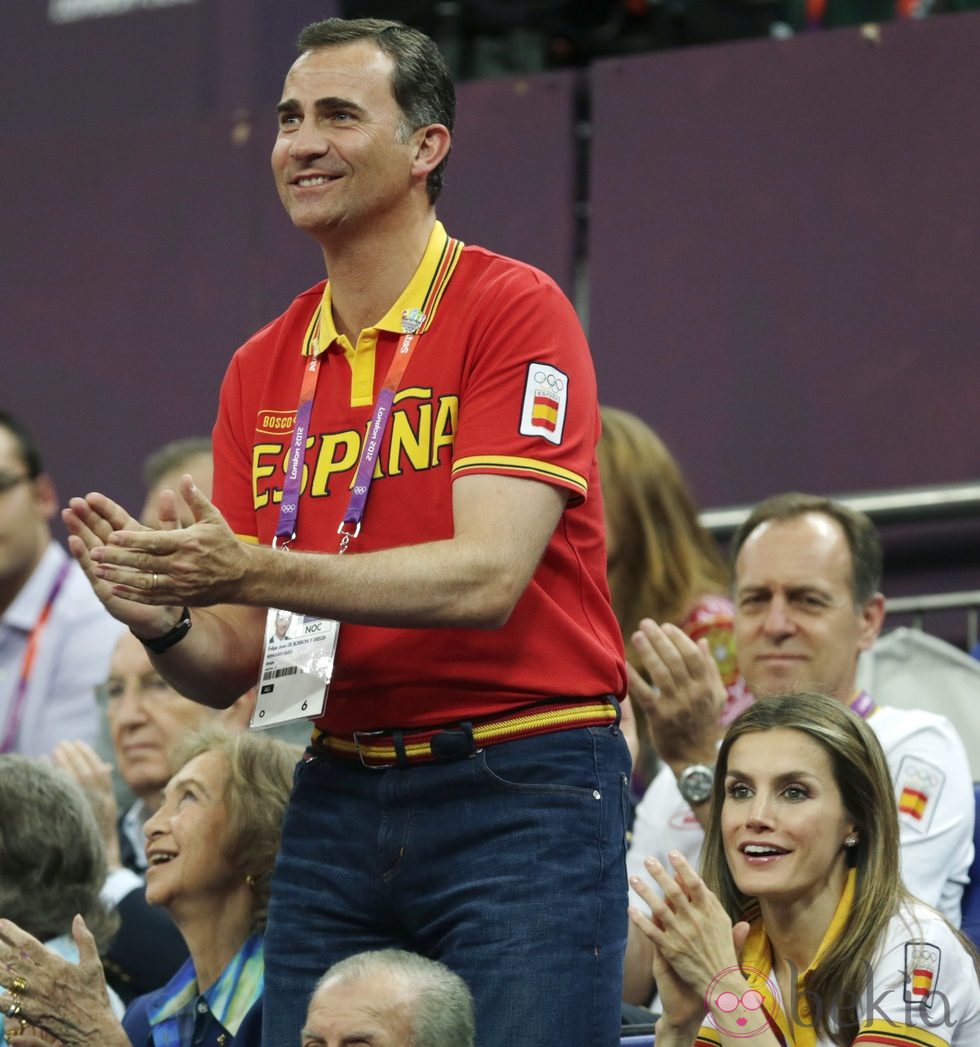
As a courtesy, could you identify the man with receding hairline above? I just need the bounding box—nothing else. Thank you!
[623,493,974,1006]
[302,949,475,1047]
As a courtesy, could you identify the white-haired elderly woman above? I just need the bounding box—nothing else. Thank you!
[0,725,299,1047]
[0,755,124,1043]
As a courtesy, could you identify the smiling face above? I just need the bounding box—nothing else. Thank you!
[734,513,884,703]
[271,41,426,242]
[302,970,415,1047]
[722,728,855,912]
[143,750,245,915]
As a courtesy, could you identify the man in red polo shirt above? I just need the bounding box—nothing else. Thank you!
[65,17,629,1047]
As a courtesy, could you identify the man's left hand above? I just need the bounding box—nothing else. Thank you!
[87,475,250,608]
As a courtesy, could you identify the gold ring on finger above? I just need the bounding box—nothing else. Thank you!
[9,977,27,994]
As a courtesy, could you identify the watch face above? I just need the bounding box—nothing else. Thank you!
[679,765,714,805]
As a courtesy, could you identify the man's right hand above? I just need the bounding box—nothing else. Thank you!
[66,484,265,711]
[627,619,726,769]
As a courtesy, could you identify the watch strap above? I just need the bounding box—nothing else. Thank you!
[137,607,192,654]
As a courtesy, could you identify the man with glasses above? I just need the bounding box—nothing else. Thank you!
[623,492,974,1006]
[0,410,122,755]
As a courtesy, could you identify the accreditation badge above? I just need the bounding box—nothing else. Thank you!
[250,607,338,729]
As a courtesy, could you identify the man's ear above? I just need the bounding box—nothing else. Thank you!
[411,123,451,181]
[33,472,59,523]
[857,592,885,651]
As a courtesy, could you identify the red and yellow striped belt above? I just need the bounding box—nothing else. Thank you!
[311,698,619,768]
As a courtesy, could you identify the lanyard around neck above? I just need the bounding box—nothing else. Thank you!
[849,690,876,720]
[1,557,72,753]
[273,308,426,553]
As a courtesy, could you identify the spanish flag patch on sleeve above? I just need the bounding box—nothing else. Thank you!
[693,1028,723,1047]
[894,756,945,834]
[519,362,568,445]
[903,942,942,1007]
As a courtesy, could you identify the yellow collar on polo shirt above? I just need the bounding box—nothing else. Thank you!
[739,869,856,1047]
[300,222,463,407]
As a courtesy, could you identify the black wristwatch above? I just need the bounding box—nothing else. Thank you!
[677,763,715,806]
[137,607,192,654]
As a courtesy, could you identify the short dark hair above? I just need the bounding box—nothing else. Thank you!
[296,18,455,204]
[731,492,882,606]
[0,410,43,478]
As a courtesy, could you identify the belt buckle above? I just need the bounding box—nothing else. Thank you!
[351,729,394,770]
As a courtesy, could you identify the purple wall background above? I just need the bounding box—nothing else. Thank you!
[2,5,979,611]
[2,0,575,515]
[439,70,579,294]
[589,16,980,508]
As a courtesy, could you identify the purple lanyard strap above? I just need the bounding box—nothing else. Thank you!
[849,689,877,720]
[274,309,426,554]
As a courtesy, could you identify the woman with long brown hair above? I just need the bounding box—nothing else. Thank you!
[629,692,980,1046]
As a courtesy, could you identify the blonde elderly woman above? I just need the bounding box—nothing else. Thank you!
[629,692,980,1047]
[0,755,124,1044]
[0,726,298,1047]
[51,629,254,1003]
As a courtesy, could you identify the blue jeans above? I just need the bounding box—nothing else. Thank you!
[261,721,632,1047]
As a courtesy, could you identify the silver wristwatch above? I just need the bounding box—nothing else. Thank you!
[677,763,714,806]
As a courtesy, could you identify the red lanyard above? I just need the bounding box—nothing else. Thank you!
[274,315,424,553]
[1,557,71,753]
